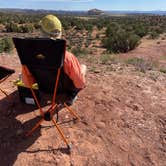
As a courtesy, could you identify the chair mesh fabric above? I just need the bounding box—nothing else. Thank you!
[13,37,66,93]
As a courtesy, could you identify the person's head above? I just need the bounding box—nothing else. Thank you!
[40,14,62,39]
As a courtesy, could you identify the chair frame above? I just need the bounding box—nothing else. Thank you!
[13,37,81,149]
[23,65,80,149]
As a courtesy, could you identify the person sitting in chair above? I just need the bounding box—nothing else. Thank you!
[21,14,87,105]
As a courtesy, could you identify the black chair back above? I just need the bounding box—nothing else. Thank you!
[13,37,66,93]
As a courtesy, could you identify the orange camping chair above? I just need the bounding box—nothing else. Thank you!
[0,66,15,97]
[13,37,80,149]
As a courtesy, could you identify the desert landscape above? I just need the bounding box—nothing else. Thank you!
[0,10,166,166]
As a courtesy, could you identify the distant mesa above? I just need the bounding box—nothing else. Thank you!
[88,9,105,15]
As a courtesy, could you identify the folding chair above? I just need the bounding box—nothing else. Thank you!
[13,37,80,149]
[0,66,15,97]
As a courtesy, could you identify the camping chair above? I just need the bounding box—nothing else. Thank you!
[0,66,15,97]
[13,37,80,149]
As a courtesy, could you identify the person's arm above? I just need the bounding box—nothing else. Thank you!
[64,51,86,89]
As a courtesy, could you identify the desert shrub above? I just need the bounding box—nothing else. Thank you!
[100,54,116,64]
[103,29,140,53]
[159,68,166,74]
[5,22,20,32]
[71,47,89,57]
[34,22,41,29]
[126,57,154,72]
[128,34,140,50]
[103,29,128,53]
[5,22,34,33]
[75,24,84,30]
[106,23,119,37]
[20,24,34,33]
[0,37,14,53]
[155,27,163,34]
[123,25,133,32]
[134,25,148,37]
[149,31,159,39]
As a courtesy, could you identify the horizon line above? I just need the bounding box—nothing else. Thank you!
[0,7,166,12]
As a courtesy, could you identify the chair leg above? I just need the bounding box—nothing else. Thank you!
[64,103,81,120]
[0,87,8,97]
[26,118,44,136]
[26,112,70,148]
[52,117,70,147]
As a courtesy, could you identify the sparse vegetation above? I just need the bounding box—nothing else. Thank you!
[71,47,89,57]
[0,8,166,166]
[5,23,34,33]
[159,68,166,73]
[0,12,165,55]
[100,54,116,64]
[126,57,155,72]
[0,37,14,53]
[149,31,160,39]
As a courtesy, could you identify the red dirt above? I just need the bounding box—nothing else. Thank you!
[0,37,166,166]
[119,36,166,66]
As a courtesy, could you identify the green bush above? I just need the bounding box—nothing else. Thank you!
[20,24,34,33]
[128,34,140,50]
[0,37,14,53]
[103,29,140,53]
[106,23,119,37]
[5,22,20,32]
[103,30,127,53]
[134,25,148,37]
[5,22,34,33]
[149,31,159,39]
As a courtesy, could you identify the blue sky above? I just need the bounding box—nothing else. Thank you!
[0,0,166,11]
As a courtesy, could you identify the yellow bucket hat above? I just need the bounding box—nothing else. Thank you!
[40,14,62,34]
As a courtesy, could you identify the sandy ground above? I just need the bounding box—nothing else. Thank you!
[0,37,166,166]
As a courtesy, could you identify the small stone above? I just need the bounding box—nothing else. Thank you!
[133,103,144,111]
[94,70,101,73]
[96,122,106,128]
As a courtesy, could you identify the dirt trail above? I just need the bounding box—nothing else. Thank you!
[0,38,166,166]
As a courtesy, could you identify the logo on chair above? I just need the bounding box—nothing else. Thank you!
[36,54,45,60]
